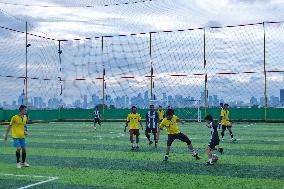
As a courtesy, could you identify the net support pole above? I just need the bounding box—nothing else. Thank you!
[25,21,28,106]
[101,36,105,119]
[149,32,154,101]
[58,40,63,120]
[263,22,267,121]
[203,28,207,117]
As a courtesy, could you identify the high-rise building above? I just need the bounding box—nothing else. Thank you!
[280,89,284,104]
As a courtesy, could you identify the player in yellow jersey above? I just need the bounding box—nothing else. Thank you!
[124,106,143,150]
[220,104,237,142]
[157,105,165,122]
[157,109,200,161]
[4,105,30,168]
[218,103,224,129]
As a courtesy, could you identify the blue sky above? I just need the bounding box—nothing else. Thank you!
[0,0,283,105]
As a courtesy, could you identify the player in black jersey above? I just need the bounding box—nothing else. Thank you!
[204,114,224,165]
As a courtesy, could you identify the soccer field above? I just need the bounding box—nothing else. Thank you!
[0,122,283,189]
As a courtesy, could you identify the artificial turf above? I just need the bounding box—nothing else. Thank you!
[0,122,283,189]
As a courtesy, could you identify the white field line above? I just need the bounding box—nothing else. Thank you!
[0,173,59,189]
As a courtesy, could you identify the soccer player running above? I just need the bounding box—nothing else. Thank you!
[157,108,200,161]
[157,105,165,123]
[4,105,30,168]
[220,103,237,142]
[93,107,101,130]
[145,104,159,147]
[124,106,143,150]
[204,114,224,165]
[218,103,224,129]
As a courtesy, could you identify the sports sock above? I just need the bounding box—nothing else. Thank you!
[16,151,20,163]
[22,151,26,163]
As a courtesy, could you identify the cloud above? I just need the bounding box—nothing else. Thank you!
[0,0,284,106]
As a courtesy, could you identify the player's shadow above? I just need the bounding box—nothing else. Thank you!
[0,154,283,180]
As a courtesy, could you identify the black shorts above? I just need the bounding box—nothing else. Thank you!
[167,133,191,146]
[145,127,157,133]
[208,139,220,149]
[94,118,101,124]
[222,125,232,130]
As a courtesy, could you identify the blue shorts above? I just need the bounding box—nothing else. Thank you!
[13,138,26,148]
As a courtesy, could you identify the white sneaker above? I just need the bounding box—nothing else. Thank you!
[21,162,30,167]
[16,162,22,169]
[221,138,224,142]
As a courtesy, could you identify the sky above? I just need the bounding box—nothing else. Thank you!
[0,0,283,105]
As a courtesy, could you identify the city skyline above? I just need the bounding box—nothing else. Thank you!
[1,88,284,109]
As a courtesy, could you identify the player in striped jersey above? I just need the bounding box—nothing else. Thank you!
[93,107,101,130]
[145,104,159,147]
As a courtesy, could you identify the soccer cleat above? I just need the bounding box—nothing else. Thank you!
[135,146,139,150]
[163,155,169,162]
[192,153,201,160]
[154,142,158,148]
[149,141,153,145]
[131,146,135,151]
[206,161,214,166]
[16,162,22,169]
[21,162,30,167]
[231,138,237,143]
[221,138,224,142]
[218,148,224,154]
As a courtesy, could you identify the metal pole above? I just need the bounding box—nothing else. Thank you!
[25,21,28,106]
[58,40,63,120]
[150,32,153,101]
[101,36,105,119]
[263,22,267,121]
[203,28,207,116]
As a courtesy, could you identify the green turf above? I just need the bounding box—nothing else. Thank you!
[0,122,283,189]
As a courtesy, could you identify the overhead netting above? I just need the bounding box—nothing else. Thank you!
[0,21,283,120]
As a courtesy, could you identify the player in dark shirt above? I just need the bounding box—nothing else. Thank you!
[204,114,224,165]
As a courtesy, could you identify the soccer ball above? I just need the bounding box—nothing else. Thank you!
[212,154,219,162]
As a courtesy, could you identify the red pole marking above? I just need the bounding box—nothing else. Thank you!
[266,70,284,73]
[75,78,86,80]
[121,76,135,79]
[74,39,81,40]
[145,75,156,78]
[31,77,39,79]
[216,72,237,75]
[43,79,51,80]
[242,71,256,74]
[170,74,188,77]
[96,77,103,80]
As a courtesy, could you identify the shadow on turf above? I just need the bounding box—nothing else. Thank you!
[0,154,283,180]
[26,142,284,157]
